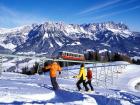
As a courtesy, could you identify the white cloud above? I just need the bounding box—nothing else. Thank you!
[0,6,17,17]
[94,5,140,19]
[93,0,139,14]
[78,0,122,15]
[0,5,47,28]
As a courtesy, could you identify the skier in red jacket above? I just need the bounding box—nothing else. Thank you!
[86,68,94,91]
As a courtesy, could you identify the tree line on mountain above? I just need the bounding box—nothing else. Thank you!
[84,51,132,62]
[84,51,140,64]
[131,59,140,65]
[21,62,40,75]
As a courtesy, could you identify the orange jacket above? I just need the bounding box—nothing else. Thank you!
[45,62,62,77]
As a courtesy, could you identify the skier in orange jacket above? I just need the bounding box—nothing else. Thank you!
[45,61,62,90]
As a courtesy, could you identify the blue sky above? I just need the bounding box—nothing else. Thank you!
[0,0,140,31]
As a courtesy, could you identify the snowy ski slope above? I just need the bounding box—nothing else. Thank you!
[0,61,140,105]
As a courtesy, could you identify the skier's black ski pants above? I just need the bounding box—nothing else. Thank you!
[76,78,89,91]
[86,80,94,91]
[51,77,59,90]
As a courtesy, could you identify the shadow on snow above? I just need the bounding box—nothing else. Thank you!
[88,89,140,105]
[0,88,85,104]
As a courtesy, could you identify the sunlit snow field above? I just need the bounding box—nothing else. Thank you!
[0,61,140,105]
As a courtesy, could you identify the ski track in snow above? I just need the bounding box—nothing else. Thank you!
[0,62,140,105]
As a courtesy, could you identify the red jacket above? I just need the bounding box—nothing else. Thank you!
[87,70,92,80]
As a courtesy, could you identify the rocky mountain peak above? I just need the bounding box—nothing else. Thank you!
[0,21,139,57]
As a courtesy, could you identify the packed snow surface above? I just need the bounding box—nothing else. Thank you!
[0,61,140,105]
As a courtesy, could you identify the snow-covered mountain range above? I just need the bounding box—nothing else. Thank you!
[0,21,140,57]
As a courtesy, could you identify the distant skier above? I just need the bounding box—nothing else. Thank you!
[86,68,94,91]
[73,63,89,91]
[44,61,62,90]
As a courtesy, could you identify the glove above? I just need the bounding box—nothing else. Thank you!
[73,76,77,78]
[59,71,61,75]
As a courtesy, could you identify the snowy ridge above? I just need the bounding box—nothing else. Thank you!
[0,25,31,34]
[0,25,33,52]
[0,21,140,56]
